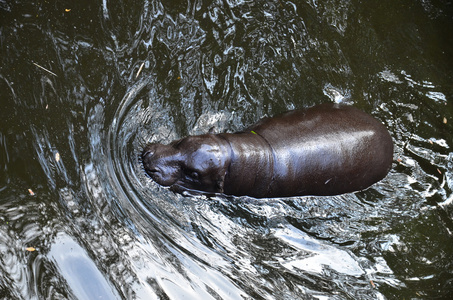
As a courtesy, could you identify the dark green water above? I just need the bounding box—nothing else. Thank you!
[1,0,453,299]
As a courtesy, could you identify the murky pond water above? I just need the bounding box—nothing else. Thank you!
[1,0,453,299]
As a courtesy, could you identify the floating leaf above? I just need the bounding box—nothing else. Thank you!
[251,131,257,135]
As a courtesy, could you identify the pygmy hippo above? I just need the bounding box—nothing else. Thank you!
[141,103,393,198]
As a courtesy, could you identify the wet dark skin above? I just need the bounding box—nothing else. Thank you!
[142,103,393,198]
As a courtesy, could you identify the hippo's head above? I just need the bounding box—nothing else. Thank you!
[141,135,231,194]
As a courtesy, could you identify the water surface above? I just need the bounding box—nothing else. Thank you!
[1,0,453,299]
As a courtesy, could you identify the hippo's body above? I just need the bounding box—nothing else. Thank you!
[142,103,393,198]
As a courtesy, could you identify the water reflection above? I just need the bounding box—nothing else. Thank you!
[49,233,121,299]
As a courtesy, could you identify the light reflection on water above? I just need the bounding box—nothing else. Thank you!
[0,0,452,299]
[49,233,121,300]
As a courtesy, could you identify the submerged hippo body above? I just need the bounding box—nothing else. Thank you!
[141,103,393,198]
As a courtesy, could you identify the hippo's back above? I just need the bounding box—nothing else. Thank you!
[249,103,393,196]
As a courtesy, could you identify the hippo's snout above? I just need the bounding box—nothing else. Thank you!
[141,147,160,178]
[141,144,180,187]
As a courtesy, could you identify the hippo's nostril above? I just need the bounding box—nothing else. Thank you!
[148,168,159,174]
[142,144,158,158]
[144,167,160,179]
[141,150,153,160]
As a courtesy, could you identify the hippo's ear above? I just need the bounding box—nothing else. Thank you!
[216,176,225,193]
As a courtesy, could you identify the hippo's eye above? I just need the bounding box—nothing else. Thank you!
[191,171,199,179]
